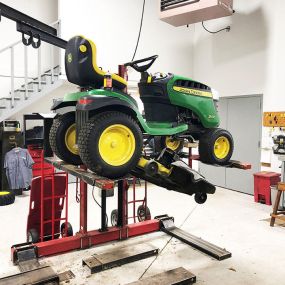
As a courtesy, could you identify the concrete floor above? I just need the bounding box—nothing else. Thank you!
[0,183,283,285]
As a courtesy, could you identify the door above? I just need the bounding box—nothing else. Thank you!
[199,95,262,195]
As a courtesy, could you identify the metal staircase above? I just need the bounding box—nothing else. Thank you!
[0,20,64,122]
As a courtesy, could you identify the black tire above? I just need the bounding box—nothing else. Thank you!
[78,111,143,178]
[27,228,39,243]
[199,128,234,165]
[137,205,151,222]
[61,222,73,237]
[154,136,183,153]
[110,209,118,227]
[0,191,15,206]
[194,193,207,204]
[49,112,82,165]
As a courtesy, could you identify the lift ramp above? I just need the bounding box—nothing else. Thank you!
[156,215,231,261]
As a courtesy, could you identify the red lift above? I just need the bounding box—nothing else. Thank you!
[11,157,160,261]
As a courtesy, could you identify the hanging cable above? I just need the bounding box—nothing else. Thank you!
[131,0,146,61]
[202,21,230,34]
[75,178,80,203]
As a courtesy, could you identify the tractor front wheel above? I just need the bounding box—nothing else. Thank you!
[154,136,183,154]
[49,112,82,165]
[199,128,234,165]
[78,111,143,179]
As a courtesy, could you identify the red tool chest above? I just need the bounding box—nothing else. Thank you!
[253,171,281,205]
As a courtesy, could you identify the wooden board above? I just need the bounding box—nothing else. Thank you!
[126,267,196,285]
[0,265,58,285]
[45,157,115,189]
[82,244,158,274]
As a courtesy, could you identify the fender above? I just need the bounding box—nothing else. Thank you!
[51,99,76,111]
[76,95,137,115]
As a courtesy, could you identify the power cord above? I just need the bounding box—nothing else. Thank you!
[202,21,230,34]
[139,205,198,280]
[75,178,80,203]
[131,0,146,61]
[92,186,109,226]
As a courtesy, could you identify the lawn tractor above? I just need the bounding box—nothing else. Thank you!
[60,35,234,179]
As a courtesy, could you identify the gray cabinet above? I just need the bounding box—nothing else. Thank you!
[199,95,262,195]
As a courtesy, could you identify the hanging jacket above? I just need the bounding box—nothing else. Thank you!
[4,147,34,190]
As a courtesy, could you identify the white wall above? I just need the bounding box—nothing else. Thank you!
[192,0,285,172]
[192,0,285,111]
[58,0,194,81]
[0,0,58,97]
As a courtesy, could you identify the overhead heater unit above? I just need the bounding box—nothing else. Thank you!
[159,0,234,27]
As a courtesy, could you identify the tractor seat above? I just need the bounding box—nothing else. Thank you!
[65,36,127,90]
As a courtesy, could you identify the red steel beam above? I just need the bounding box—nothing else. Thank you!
[33,220,160,257]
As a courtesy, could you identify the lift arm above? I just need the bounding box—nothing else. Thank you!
[0,2,67,49]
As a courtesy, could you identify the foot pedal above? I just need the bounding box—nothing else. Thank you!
[11,242,40,272]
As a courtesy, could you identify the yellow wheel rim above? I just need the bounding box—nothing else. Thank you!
[0,191,10,196]
[165,136,181,151]
[64,124,78,155]
[214,136,230,159]
[98,124,135,166]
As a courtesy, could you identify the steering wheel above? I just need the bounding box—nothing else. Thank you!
[124,55,158,73]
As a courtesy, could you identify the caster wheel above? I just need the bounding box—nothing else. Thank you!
[194,193,207,204]
[145,161,158,176]
[27,228,39,243]
[61,222,73,237]
[111,209,118,226]
[137,205,151,222]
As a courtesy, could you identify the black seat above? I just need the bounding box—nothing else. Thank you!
[65,36,127,90]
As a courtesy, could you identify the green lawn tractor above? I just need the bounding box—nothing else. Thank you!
[48,36,234,181]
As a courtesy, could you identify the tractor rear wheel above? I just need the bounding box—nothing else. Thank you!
[78,111,143,179]
[199,128,234,165]
[49,112,82,165]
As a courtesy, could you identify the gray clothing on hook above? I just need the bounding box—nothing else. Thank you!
[4,147,34,189]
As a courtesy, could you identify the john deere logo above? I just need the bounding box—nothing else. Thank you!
[67,53,72,63]
[173,86,213,98]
